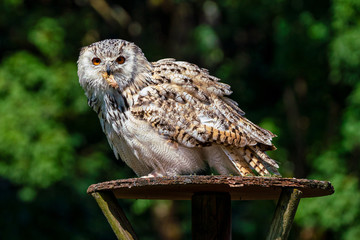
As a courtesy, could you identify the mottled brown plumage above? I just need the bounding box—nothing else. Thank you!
[78,39,280,177]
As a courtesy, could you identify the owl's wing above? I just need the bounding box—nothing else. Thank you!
[131,83,274,149]
[131,59,279,175]
[147,59,276,147]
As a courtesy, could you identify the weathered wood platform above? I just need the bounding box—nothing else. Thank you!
[87,175,334,200]
[87,176,334,240]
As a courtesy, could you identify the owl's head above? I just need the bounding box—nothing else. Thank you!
[77,39,151,95]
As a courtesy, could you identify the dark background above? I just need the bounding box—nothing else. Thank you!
[1,0,359,239]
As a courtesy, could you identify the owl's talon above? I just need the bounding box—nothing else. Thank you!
[141,172,164,178]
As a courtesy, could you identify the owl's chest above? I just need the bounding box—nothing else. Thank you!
[97,93,208,176]
[102,104,175,176]
[100,92,153,143]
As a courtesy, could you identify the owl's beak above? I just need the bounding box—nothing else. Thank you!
[102,71,118,89]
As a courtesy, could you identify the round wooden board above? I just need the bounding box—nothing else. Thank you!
[87,175,334,200]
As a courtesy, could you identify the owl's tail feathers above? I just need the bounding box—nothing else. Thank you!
[220,146,281,176]
[220,146,253,176]
[249,145,281,176]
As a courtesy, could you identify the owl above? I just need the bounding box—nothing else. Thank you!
[77,39,280,177]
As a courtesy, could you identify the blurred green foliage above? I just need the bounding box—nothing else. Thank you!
[0,0,360,239]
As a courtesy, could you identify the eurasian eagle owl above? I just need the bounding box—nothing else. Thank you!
[77,39,279,177]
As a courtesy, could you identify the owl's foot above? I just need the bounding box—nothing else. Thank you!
[141,172,164,178]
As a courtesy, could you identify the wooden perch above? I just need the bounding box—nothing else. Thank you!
[87,175,334,200]
[87,176,334,240]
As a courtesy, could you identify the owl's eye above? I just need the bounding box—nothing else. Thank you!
[116,56,125,64]
[92,58,101,65]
